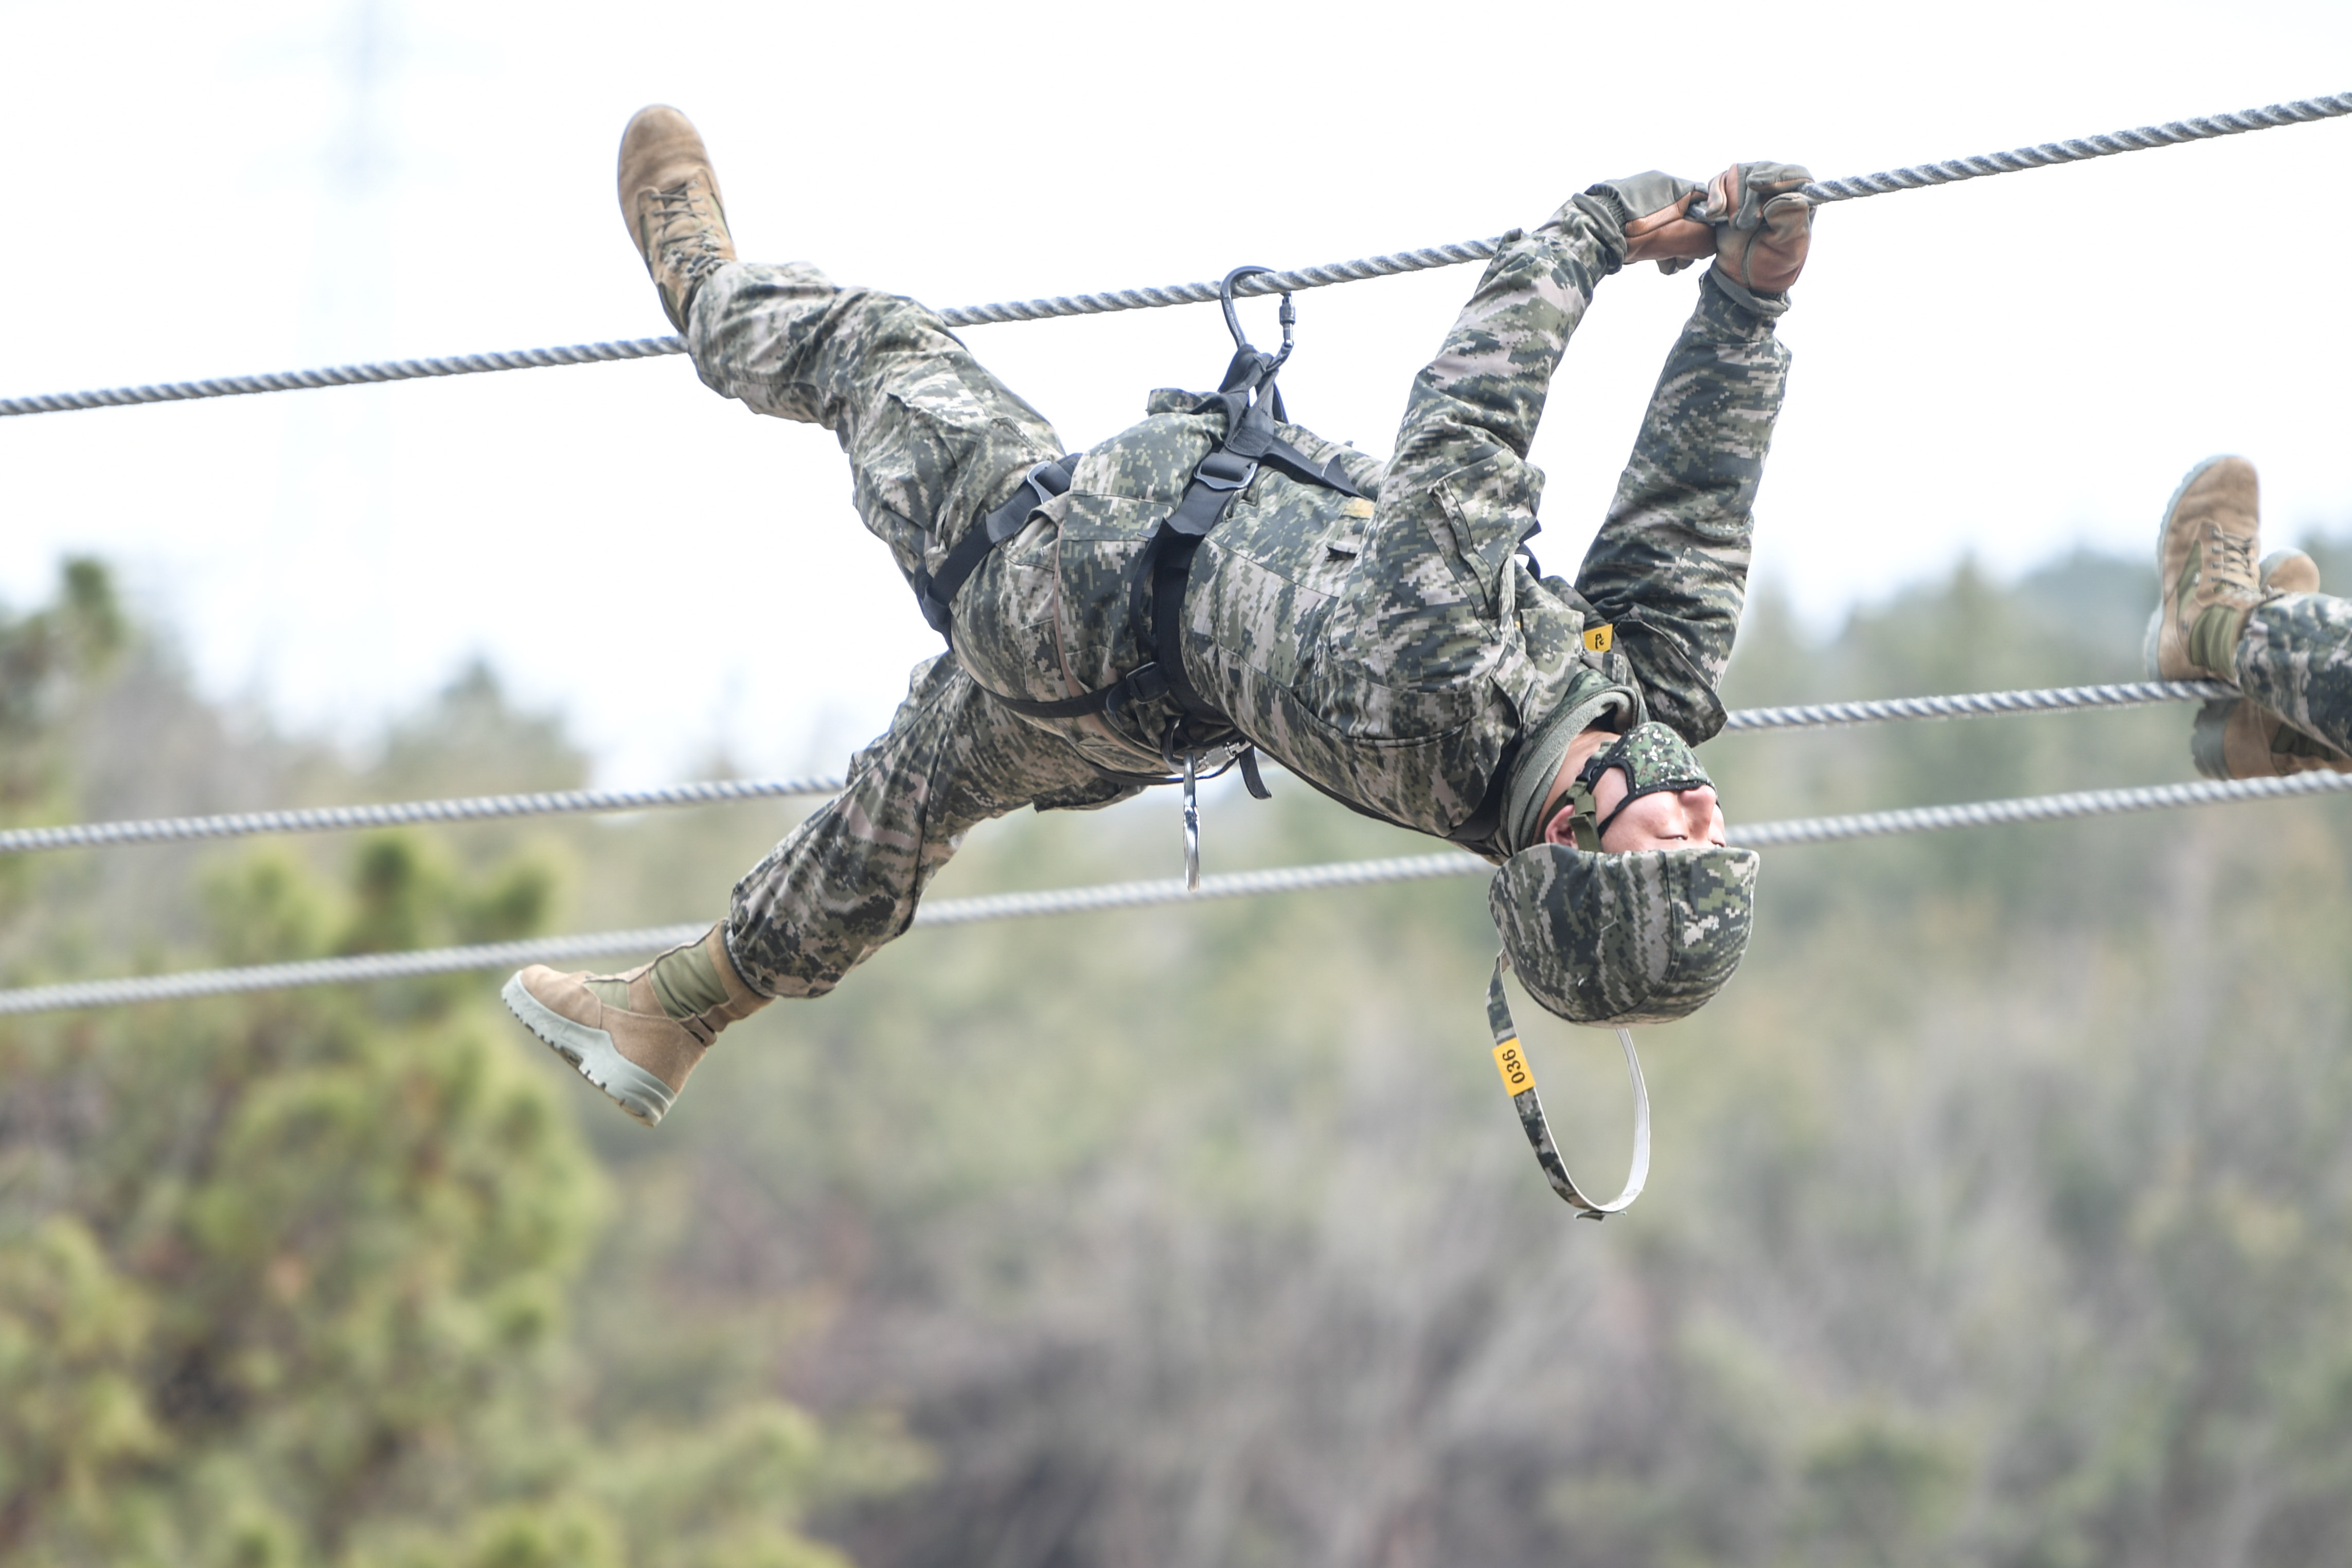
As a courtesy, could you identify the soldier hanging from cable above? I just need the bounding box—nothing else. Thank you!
[503,106,1813,1134]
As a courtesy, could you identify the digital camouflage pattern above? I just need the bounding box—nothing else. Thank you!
[683,190,1792,1001]
[1597,720,1715,798]
[2233,592,2352,759]
[1487,844,1758,1026]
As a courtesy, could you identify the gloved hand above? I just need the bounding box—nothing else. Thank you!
[1585,171,1714,273]
[1699,162,1813,294]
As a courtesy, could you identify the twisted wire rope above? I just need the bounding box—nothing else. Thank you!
[0,336,687,418]
[4,765,2349,1015]
[0,773,846,857]
[1802,90,2352,201]
[7,90,2348,419]
[0,679,2237,858]
[1727,763,2352,848]
[1719,678,2230,733]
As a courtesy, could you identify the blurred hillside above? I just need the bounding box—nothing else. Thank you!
[6,543,2352,1566]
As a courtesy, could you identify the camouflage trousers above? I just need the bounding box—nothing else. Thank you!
[687,228,1784,998]
[686,260,1132,1000]
[2236,594,2352,754]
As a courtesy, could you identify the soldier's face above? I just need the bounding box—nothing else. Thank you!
[1542,767,1728,853]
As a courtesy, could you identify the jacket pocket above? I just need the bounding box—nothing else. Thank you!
[1434,449,1545,617]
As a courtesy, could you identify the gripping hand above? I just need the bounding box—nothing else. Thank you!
[1700,162,1813,294]
[1586,171,1713,273]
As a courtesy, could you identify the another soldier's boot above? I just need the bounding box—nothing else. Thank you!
[2150,455,2265,681]
[503,923,769,1127]
[617,105,736,333]
[2178,548,2352,778]
[2144,545,2314,678]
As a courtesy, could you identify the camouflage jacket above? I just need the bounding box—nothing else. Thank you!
[950,398,1638,863]
[949,199,1786,863]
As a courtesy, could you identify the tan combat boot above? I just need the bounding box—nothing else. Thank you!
[617,105,736,333]
[2180,546,2352,779]
[2151,455,2264,680]
[2190,697,2352,780]
[503,924,768,1126]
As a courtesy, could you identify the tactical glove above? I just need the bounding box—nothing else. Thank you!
[1700,161,1814,295]
[1585,171,1714,273]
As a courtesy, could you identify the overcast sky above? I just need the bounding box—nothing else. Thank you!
[5,0,2349,786]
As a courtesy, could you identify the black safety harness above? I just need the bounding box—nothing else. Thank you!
[910,267,1366,885]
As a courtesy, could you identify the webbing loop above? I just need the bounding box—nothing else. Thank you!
[1485,953,1652,1219]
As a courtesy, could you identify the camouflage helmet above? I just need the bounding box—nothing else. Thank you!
[1493,718,1754,1025]
[1488,842,1758,1026]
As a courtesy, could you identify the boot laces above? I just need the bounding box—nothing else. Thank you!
[649,180,727,279]
[2205,524,2258,593]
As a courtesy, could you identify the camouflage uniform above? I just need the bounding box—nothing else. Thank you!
[2235,595,2352,754]
[686,194,1792,1000]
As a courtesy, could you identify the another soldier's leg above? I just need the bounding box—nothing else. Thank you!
[725,655,1130,1000]
[1572,272,1791,743]
[2228,593,2352,757]
[2173,550,2351,779]
[688,261,1063,587]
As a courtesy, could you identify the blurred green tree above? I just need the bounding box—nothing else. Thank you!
[0,566,917,1568]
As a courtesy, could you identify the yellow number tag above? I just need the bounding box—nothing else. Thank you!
[1582,623,1614,654]
[1492,1039,1537,1098]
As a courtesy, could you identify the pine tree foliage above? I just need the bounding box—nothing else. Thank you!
[0,565,920,1568]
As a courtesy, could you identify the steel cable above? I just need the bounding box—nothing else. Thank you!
[0,336,688,418]
[0,679,2237,858]
[0,773,847,856]
[1719,679,2231,733]
[4,765,2348,1015]
[7,90,2347,419]
[1801,91,2352,201]
[1725,765,2352,848]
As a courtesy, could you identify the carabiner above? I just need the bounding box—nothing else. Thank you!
[1219,265,1295,376]
[1181,748,1202,892]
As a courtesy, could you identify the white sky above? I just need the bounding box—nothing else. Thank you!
[4,0,2350,786]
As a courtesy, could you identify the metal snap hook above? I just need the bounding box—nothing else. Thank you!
[1181,748,1202,892]
[1219,265,1295,375]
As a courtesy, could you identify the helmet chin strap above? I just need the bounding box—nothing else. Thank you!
[1544,723,1716,853]
[1484,953,1651,1219]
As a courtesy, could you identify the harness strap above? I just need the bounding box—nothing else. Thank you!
[911,455,1080,640]
[1485,952,1651,1219]
[985,661,1169,721]
[923,271,1360,787]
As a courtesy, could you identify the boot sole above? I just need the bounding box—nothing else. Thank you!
[2151,455,2235,680]
[502,973,675,1128]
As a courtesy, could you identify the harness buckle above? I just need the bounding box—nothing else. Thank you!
[1101,662,1168,725]
[1193,450,1259,491]
[987,459,1069,544]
